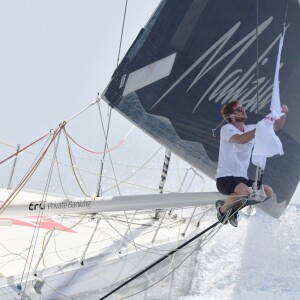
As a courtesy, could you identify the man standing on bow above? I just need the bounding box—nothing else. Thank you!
[215,99,288,227]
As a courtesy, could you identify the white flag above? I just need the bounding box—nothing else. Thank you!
[252,30,285,169]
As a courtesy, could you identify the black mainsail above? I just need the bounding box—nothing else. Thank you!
[103,0,300,217]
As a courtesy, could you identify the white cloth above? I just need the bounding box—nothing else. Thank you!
[252,30,285,169]
[252,117,284,169]
[216,123,256,179]
[270,31,285,120]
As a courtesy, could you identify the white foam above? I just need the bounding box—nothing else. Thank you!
[180,205,300,300]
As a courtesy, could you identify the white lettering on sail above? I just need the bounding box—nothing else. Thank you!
[208,34,283,113]
[150,17,282,114]
[150,21,241,110]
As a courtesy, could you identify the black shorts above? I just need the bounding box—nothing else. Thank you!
[216,176,254,195]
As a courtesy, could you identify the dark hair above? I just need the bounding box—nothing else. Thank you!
[221,99,239,123]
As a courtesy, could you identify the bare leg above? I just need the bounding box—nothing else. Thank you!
[220,182,250,214]
[263,184,273,199]
[220,183,273,214]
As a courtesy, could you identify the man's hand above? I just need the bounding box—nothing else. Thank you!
[274,104,288,130]
[281,105,288,113]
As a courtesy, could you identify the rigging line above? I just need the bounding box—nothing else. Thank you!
[0,243,36,276]
[102,146,163,194]
[1,143,51,214]
[40,145,87,267]
[41,228,55,269]
[0,139,85,175]
[253,0,289,186]
[283,0,289,29]
[96,0,128,195]
[279,0,288,42]
[51,209,208,262]
[92,208,184,256]
[0,133,49,165]
[42,214,86,267]
[121,210,154,283]
[95,99,114,196]
[22,128,63,292]
[100,212,162,255]
[66,131,125,155]
[45,210,211,283]
[96,99,125,199]
[53,138,69,199]
[102,171,169,193]
[163,208,186,283]
[120,209,225,299]
[175,156,182,187]
[63,127,91,197]
[254,0,288,117]
[65,100,96,125]
[74,157,184,170]
[0,140,18,148]
[0,144,126,185]
[102,174,199,194]
[254,0,263,188]
[0,144,169,196]
[64,128,100,197]
[108,180,170,193]
[121,241,201,299]
[121,221,224,300]
[196,206,214,227]
[111,209,204,227]
[255,0,260,121]
[99,220,219,300]
[65,109,134,156]
[109,174,179,193]
[116,0,129,66]
[0,130,59,215]
[50,217,93,264]
[57,91,106,129]
[119,150,159,278]
[16,130,61,292]
[121,249,196,299]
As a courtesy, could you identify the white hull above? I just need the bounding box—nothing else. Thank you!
[0,188,216,299]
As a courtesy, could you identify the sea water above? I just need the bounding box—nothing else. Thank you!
[179,204,300,300]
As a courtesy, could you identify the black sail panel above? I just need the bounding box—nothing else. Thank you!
[103,0,300,217]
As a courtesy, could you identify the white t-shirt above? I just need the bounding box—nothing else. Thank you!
[216,123,256,179]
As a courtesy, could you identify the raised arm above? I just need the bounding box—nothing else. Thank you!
[274,104,288,131]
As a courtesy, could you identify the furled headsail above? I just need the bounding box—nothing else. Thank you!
[103,0,300,217]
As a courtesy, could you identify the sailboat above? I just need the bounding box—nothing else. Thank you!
[1,0,300,299]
